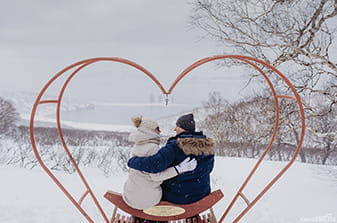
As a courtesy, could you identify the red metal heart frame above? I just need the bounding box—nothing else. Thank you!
[29,55,305,223]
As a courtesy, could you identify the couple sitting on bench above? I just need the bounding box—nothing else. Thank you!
[121,113,215,222]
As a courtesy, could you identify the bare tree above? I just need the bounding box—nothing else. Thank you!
[229,96,276,158]
[275,99,307,162]
[201,92,231,156]
[307,102,337,164]
[191,0,337,105]
[0,97,19,136]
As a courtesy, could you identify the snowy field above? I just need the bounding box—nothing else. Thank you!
[1,157,336,223]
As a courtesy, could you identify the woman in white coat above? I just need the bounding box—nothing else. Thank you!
[123,116,196,210]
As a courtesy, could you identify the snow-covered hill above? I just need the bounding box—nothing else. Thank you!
[0,90,134,132]
[1,157,336,223]
[0,91,94,117]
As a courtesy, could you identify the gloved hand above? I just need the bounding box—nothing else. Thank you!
[174,157,197,174]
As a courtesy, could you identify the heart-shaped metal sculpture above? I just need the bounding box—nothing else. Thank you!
[30,55,305,223]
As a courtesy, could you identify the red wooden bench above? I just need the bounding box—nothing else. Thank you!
[104,189,224,223]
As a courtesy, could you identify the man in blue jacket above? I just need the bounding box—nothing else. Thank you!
[127,113,215,204]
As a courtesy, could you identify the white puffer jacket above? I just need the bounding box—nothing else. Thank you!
[122,127,177,209]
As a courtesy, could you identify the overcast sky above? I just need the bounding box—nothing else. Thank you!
[1,0,252,106]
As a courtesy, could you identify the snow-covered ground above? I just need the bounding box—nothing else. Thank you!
[1,157,336,223]
[1,90,337,222]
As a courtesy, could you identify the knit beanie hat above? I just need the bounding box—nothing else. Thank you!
[131,116,159,131]
[176,113,195,132]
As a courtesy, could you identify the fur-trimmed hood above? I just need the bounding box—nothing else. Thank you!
[177,137,215,155]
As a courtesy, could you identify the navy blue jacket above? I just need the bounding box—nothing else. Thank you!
[127,131,215,204]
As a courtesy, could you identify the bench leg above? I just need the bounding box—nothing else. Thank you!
[209,208,217,223]
[111,206,118,223]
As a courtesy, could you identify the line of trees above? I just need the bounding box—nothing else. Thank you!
[0,96,133,174]
[1,92,337,171]
[0,124,133,175]
[201,91,337,165]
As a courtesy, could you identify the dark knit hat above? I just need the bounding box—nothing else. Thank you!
[176,113,195,132]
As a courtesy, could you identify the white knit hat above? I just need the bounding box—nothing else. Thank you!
[131,116,159,131]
